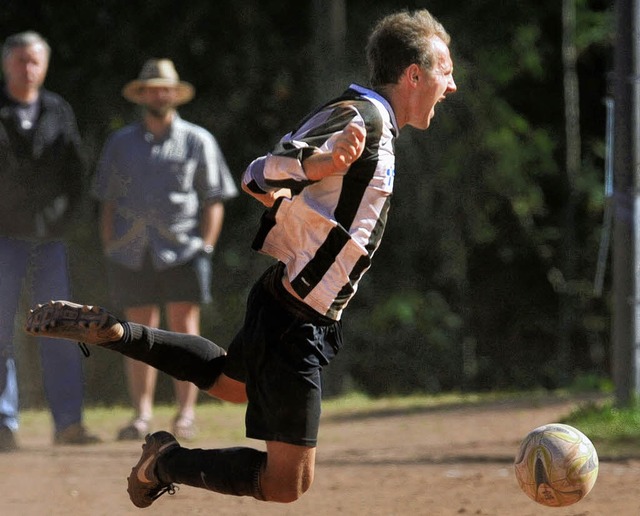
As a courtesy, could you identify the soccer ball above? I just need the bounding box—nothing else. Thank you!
[514,423,599,507]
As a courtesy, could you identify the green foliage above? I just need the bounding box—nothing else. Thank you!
[562,398,640,457]
[564,400,640,439]
[2,0,615,404]
[576,0,614,51]
[346,290,464,395]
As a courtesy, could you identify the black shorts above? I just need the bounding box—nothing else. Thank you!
[224,264,342,447]
[106,252,212,308]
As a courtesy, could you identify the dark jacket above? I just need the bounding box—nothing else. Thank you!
[0,86,86,240]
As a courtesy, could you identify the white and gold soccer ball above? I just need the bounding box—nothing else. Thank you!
[514,423,599,507]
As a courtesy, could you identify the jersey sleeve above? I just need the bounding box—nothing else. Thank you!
[242,104,364,196]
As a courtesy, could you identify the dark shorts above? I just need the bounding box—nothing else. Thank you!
[224,264,342,447]
[107,252,212,308]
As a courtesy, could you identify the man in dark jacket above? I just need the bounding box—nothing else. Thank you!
[0,31,98,450]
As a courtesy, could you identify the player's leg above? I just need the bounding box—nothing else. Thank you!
[127,430,268,508]
[261,440,316,501]
[126,276,333,506]
[126,325,253,509]
[25,301,233,397]
[126,264,338,507]
[206,372,247,403]
[131,436,315,504]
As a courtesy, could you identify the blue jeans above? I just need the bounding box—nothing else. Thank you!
[0,237,85,432]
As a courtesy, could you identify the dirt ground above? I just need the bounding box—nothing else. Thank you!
[1,395,638,516]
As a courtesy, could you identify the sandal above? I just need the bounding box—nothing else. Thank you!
[117,417,150,441]
[172,415,197,441]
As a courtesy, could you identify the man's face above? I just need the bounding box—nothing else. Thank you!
[140,86,178,117]
[2,43,49,92]
[407,35,456,130]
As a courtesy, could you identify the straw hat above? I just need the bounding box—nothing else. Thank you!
[122,59,195,105]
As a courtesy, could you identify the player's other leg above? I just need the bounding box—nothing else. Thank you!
[24,301,229,394]
[262,440,316,501]
[127,431,314,507]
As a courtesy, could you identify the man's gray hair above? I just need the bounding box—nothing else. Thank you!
[2,31,51,61]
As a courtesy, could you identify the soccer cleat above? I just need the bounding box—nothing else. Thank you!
[127,431,180,508]
[24,300,124,345]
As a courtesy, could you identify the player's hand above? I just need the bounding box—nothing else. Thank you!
[242,182,291,208]
[262,188,291,208]
[333,121,367,171]
[301,121,367,181]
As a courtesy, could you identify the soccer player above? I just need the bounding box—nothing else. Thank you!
[25,8,456,507]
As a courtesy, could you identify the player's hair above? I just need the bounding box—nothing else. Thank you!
[366,9,450,88]
[2,31,51,61]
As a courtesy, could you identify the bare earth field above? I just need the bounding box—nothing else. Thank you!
[1,395,638,516]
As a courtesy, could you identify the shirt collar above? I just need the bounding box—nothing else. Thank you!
[348,83,399,134]
[139,113,181,143]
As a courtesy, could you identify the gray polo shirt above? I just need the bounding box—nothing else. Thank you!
[93,116,237,270]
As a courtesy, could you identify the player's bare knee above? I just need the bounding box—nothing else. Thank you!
[262,479,312,503]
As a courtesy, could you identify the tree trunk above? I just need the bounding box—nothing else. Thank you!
[558,0,581,385]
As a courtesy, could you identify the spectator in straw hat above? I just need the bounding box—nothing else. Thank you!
[92,58,237,441]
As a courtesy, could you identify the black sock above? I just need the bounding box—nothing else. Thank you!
[157,446,267,500]
[101,323,226,390]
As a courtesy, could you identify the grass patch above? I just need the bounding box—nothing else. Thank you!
[18,389,629,456]
[20,390,546,443]
[322,388,591,416]
[18,399,249,445]
[561,400,640,458]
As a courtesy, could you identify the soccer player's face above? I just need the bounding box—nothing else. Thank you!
[409,36,456,130]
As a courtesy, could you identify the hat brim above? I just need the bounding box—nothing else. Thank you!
[122,78,195,105]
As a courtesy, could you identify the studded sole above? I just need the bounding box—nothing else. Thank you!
[25,300,123,345]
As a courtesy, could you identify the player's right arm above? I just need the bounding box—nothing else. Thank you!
[301,121,366,181]
[241,106,366,207]
[241,181,291,208]
[242,121,366,207]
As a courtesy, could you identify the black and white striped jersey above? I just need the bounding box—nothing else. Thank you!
[242,84,399,320]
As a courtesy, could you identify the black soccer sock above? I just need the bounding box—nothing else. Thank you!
[100,322,226,390]
[157,446,267,500]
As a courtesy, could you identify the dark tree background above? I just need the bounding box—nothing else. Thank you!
[2,0,614,405]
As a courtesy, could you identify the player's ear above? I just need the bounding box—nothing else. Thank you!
[404,64,421,86]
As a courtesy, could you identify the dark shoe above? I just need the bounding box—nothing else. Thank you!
[117,417,150,441]
[54,423,101,445]
[25,300,124,345]
[128,431,180,508]
[0,425,18,452]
